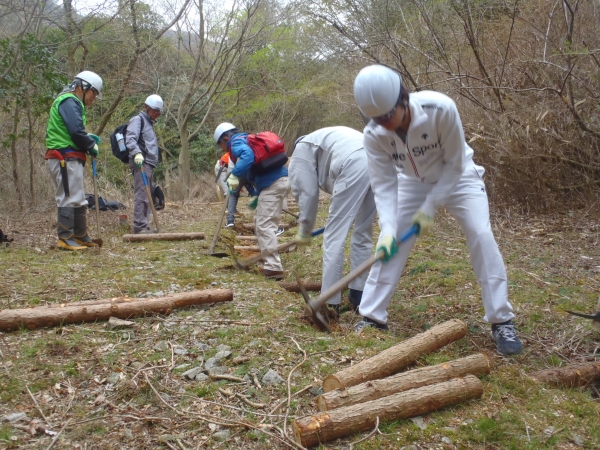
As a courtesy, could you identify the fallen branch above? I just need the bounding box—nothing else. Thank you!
[293,375,483,447]
[236,393,266,409]
[284,337,308,438]
[123,232,205,242]
[210,374,247,383]
[528,362,600,388]
[242,222,293,231]
[322,319,468,392]
[0,289,233,331]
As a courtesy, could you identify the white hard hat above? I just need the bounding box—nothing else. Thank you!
[353,65,402,118]
[74,71,103,99]
[214,122,237,143]
[145,94,164,112]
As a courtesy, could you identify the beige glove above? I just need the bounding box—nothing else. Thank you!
[412,210,434,235]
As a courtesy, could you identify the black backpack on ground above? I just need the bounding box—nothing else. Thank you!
[153,185,165,210]
[86,194,125,211]
[110,114,145,164]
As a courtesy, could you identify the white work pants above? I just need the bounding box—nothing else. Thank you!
[255,177,289,271]
[323,154,376,304]
[359,164,514,324]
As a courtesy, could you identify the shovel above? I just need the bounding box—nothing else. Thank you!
[91,159,103,247]
[142,171,160,233]
[203,191,230,258]
[232,227,325,270]
[304,225,420,332]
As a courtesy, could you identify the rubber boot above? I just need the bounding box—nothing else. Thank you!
[348,289,363,313]
[57,207,87,251]
[74,206,98,247]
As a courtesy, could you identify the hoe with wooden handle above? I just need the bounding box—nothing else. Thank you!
[303,225,420,332]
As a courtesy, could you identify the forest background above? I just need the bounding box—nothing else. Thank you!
[0,0,598,213]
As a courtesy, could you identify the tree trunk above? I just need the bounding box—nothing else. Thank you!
[280,281,322,293]
[322,319,468,392]
[0,289,232,331]
[293,375,483,448]
[317,353,489,411]
[528,362,600,388]
[178,121,191,199]
[9,101,24,210]
[122,232,205,242]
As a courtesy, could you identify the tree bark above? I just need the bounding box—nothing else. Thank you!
[317,353,489,411]
[122,232,205,242]
[280,281,322,293]
[0,289,232,331]
[528,362,600,388]
[293,375,483,448]
[322,319,468,392]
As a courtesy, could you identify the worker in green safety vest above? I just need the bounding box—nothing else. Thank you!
[45,71,103,251]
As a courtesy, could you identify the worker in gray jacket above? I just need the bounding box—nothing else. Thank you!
[290,126,377,316]
[126,94,163,234]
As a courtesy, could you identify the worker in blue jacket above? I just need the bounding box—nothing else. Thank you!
[214,123,290,279]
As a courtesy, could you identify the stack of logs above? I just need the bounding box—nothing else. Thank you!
[292,319,489,447]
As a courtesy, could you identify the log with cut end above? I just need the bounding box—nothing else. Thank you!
[317,353,489,411]
[293,375,483,447]
[280,281,322,293]
[0,289,232,331]
[242,223,292,231]
[528,362,600,388]
[123,232,205,242]
[323,319,467,392]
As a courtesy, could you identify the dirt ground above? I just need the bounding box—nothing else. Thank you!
[1,197,599,449]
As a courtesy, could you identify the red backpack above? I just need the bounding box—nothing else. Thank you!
[232,131,288,174]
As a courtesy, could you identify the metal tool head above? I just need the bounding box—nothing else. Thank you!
[566,310,600,322]
[295,272,329,332]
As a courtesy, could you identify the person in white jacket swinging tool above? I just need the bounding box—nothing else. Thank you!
[352,65,523,356]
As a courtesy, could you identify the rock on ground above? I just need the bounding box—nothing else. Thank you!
[262,369,284,385]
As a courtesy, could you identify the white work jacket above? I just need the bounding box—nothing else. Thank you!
[363,90,474,239]
[289,126,365,234]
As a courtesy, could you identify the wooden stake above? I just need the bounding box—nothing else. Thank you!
[322,319,467,392]
[317,353,489,411]
[293,375,483,447]
[528,362,600,388]
[123,232,205,242]
[0,289,233,331]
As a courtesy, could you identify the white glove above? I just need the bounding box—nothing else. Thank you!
[134,153,144,168]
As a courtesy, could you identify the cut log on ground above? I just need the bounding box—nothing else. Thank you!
[317,353,489,411]
[323,319,467,392]
[123,232,205,242]
[280,281,322,293]
[242,223,293,231]
[234,244,297,253]
[0,289,232,332]
[528,362,600,388]
[293,375,483,447]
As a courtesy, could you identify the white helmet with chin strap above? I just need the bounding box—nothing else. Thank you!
[353,65,402,118]
[145,94,164,112]
[74,71,103,99]
[213,122,237,143]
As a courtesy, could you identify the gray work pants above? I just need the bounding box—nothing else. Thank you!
[129,159,154,232]
[322,154,377,305]
[47,158,87,208]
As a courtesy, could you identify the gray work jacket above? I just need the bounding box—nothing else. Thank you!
[126,111,159,167]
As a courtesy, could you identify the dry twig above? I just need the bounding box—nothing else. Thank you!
[27,385,51,426]
[284,337,308,439]
[45,419,71,450]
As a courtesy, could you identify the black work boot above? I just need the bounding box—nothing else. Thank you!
[57,207,86,251]
[74,206,98,247]
[348,289,363,313]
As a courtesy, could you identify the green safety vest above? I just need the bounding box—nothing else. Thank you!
[46,92,86,150]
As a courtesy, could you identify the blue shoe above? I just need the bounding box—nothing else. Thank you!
[491,320,523,355]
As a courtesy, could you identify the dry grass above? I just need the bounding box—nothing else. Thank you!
[1,193,599,449]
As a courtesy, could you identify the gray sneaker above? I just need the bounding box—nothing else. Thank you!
[491,320,523,355]
[354,317,389,332]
